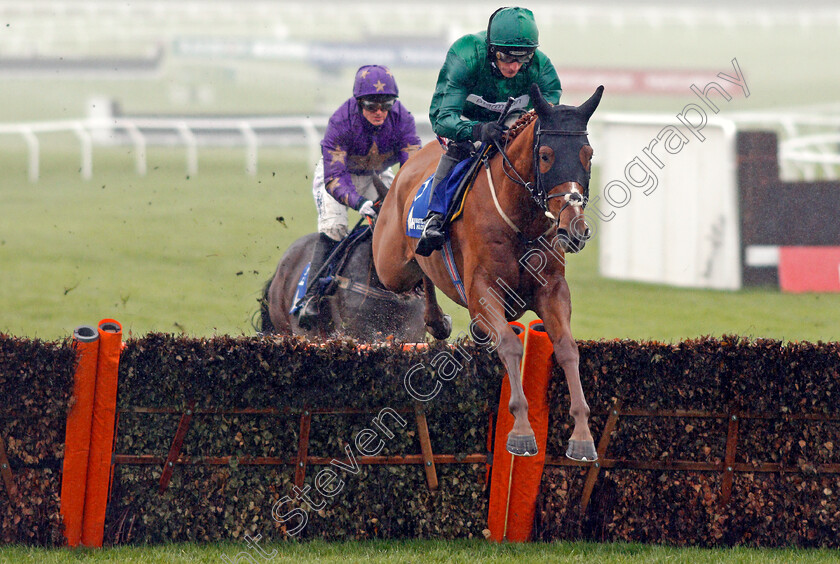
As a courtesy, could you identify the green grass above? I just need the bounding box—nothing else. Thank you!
[0,145,314,340]
[2,144,840,343]
[0,540,838,563]
[563,244,840,344]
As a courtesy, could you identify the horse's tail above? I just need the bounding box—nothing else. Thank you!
[255,276,275,335]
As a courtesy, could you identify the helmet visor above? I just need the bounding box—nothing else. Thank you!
[359,99,395,112]
[495,48,535,64]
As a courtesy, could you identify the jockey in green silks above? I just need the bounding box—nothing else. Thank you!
[414,6,563,257]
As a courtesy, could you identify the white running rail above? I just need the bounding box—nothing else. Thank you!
[0,116,331,182]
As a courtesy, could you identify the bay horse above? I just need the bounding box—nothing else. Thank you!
[259,224,427,342]
[372,84,604,460]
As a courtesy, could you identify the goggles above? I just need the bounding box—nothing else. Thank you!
[359,99,395,112]
[495,49,535,64]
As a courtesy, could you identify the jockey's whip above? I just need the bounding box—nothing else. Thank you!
[498,97,515,125]
[489,96,515,155]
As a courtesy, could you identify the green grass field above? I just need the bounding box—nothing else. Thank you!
[1,143,839,343]
[0,539,838,564]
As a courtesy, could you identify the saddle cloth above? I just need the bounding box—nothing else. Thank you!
[289,263,311,315]
[405,157,474,238]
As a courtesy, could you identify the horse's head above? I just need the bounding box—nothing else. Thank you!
[530,83,603,253]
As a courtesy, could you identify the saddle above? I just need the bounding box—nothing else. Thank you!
[289,223,372,315]
[444,144,495,225]
[406,144,494,238]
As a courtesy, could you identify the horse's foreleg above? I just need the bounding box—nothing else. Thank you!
[422,276,451,340]
[467,279,535,456]
[498,328,537,455]
[536,277,596,461]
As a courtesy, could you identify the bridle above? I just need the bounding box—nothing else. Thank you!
[490,118,589,227]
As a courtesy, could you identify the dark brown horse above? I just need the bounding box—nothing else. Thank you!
[373,84,603,460]
[260,224,427,342]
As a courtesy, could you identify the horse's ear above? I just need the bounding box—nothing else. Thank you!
[579,85,605,121]
[529,83,552,116]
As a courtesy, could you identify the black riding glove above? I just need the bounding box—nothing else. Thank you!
[472,121,507,145]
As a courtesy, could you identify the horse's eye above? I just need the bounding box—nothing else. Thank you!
[538,146,554,173]
[579,145,594,172]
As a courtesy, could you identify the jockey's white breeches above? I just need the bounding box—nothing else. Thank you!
[312,157,395,241]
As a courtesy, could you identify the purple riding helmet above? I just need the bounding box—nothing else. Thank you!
[353,65,399,99]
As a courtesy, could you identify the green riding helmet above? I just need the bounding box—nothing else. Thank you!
[487,7,539,50]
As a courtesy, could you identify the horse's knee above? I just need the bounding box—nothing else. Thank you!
[553,336,579,365]
[470,323,488,343]
[497,331,524,360]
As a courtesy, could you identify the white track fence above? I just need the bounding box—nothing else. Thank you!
[0,113,836,182]
[0,115,438,182]
[0,116,334,182]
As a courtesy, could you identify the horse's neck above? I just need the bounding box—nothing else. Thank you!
[488,130,551,238]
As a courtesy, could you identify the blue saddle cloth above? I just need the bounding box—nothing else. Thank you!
[289,263,311,315]
[406,157,473,238]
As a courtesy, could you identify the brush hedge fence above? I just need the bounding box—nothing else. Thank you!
[1,333,838,547]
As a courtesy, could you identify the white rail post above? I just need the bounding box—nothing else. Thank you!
[123,121,147,176]
[20,127,40,183]
[177,122,198,177]
[239,121,258,176]
[302,117,320,166]
[73,122,93,179]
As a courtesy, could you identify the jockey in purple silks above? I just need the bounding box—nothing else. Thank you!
[296,64,422,329]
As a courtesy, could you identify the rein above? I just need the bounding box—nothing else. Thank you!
[484,164,554,243]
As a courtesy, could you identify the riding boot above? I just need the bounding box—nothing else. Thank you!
[415,153,459,257]
[297,233,338,329]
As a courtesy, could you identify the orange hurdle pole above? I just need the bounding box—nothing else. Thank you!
[81,319,122,547]
[488,319,554,542]
[60,325,100,547]
[504,320,554,541]
[487,321,526,542]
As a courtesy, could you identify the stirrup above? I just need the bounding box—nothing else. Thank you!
[296,295,320,328]
[415,230,444,257]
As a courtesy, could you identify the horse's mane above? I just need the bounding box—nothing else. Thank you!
[504,110,538,143]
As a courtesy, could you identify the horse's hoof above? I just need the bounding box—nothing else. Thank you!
[426,314,452,341]
[440,314,452,338]
[506,433,538,457]
[566,440,597,462]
